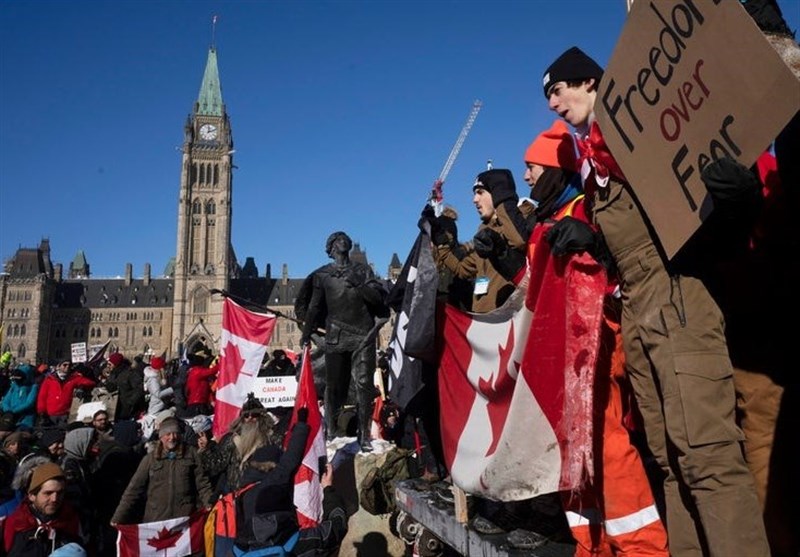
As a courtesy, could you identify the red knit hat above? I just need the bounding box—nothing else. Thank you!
[150,357,165,371]
[108,353,124,366]
[524,120,577,172]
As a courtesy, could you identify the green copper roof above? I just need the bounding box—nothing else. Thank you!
[197,48,223,116]
[164,257,176,278]
[72,250,87,268]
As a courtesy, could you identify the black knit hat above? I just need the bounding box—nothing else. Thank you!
[473,169,518,207]
[39,428,66,448]
[241,392,266,415]
[542,46,604,98]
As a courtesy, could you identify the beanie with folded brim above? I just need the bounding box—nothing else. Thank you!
[543,46,604,98]
[28,462,65,493]
[525,120,578,172]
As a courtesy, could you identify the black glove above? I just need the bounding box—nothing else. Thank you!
[545,217,598,256]
[429,216,458,247]
[701,157,761,216]
[473,228,506,258]
[297,407,309,423]
[546,217,616,275]
[300,334,311,346]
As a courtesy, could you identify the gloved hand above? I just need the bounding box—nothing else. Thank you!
[545,216,598,256]
[300,334,311,347]
[428,215,458,247]
[297,407,309,423]
[545,217,616,275]
[473,228,506,258]
[701,157,761,214]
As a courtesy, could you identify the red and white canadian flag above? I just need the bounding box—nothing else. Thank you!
[213,298,276,439]
[285,344,326,527]
[116,509,208,557]
[439,229,606,501]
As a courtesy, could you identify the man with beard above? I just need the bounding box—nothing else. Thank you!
[2,462,85,556]
[217,393,280,495]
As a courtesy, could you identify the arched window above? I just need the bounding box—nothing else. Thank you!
[192,200,202,215]
[214,164,219,185]
[143,326,148,337]
[114,327,119,338]
[17,344,26,358]
[199,164,206,184]
[148,326,153,336]
[108,327,113,337]
[20,324,26,336]
[12,325,19,337]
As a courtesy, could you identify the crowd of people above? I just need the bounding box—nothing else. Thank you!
[0,1,796,556]
[0,348,350,557]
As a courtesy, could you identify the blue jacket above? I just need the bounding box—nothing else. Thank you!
[0,364,39,428]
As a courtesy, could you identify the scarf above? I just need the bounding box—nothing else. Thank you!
[575,121,626,194]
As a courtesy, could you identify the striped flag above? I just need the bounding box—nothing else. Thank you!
[116,509,207,557]
[439,228,606,500]
[286,344,326,527]
[213,298,277,439]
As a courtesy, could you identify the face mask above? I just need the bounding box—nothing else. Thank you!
[56,371,67,380]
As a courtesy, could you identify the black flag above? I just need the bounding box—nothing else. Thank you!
[385,231,439,410]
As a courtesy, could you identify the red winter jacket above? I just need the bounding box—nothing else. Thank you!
[36,372,95,417]
[185,363,219,406]
[3,500,81,555]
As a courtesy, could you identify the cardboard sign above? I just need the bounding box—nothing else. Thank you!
[71,342,87,363]
[595,0,799,258]
[253,375,298,408]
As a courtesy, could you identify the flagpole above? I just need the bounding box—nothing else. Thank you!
[209,288,306,327]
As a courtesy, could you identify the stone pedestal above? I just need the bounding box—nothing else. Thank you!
[336,444,408,557]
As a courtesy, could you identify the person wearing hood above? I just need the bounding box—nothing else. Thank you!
[61,428,97,548]
[1,364,39,429]
[143,357,173,417]
[35,363,95,426]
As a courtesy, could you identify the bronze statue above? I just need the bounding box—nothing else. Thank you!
[298,231,388,451]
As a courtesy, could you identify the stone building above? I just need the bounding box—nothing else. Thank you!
[0,45,401,365]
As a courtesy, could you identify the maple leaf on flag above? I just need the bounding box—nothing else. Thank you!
[218,340,246,390]
[146,526,182,550]
[477,322,518,457]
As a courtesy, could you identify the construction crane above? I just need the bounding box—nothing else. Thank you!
[429,99,483,215]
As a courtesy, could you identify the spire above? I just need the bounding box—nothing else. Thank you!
[197,47,224,116]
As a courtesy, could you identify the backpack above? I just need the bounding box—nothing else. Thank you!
[359,448,413,515]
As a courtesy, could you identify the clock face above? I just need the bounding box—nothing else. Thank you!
[199,123,218,140]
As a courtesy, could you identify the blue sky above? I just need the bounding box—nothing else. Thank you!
[2,1,798,280]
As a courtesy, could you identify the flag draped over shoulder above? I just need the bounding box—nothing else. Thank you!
[386,231,439,410]
[439,229,606,501]
[213,298,276,439]
[116,509,208,557]
[286,344,326,528]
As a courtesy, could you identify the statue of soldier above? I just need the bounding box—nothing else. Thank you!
[299,231,388,451]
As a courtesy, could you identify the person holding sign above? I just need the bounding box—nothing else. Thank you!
[540,47,769,556]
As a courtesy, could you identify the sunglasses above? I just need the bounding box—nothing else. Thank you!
[242,412,259,419]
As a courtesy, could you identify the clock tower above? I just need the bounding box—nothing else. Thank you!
[172,46,236,354]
